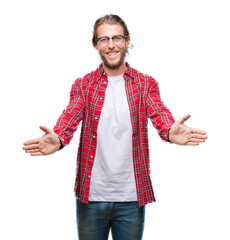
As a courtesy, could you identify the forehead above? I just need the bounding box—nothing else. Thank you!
[97,24,124,37]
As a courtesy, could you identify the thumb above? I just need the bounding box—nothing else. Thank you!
[39,125,52,134]
[178,114,191,124]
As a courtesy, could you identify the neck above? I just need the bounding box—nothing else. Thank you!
[103,62,126,76]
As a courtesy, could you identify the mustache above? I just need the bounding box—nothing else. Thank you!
[105,50,119,53]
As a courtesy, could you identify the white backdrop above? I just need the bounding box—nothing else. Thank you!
[0,0,229,239]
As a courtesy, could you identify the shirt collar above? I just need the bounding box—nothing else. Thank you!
[94,62,136,81]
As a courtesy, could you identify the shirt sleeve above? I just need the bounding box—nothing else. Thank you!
[146,76,175,142]
[53,78,85,148]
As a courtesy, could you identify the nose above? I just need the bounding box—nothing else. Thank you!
[108,38,115,48]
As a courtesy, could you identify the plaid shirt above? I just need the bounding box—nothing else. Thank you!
[53,62,175,207]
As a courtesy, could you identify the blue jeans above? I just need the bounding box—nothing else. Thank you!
[76,199,145,240]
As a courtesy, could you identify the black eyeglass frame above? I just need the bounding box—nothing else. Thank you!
[96,35,127,43]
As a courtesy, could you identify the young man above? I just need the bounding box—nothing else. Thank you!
[23,14,207,240]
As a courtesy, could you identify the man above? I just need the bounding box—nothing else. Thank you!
[23,14,207,240]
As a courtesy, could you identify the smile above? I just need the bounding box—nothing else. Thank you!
[106,51,119,57]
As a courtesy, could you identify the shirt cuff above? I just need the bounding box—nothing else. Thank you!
[57,135,64,150]
[168,127,172,143]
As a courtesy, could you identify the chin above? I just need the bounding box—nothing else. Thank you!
[105,61,124,69]
[99,48,127,70]
[103,55,126,70]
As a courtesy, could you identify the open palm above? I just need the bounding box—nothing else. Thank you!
[23,126,61,156]
[169,114,207,145]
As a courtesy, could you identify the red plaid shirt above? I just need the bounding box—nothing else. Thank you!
[53,63,175,207]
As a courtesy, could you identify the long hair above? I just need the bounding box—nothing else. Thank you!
[92,14,133,53]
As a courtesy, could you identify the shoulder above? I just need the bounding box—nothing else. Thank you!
[72,68,98,88]
[127,64,158,86]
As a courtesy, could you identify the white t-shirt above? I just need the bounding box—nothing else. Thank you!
[88,74,137,201]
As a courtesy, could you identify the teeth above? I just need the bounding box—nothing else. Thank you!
[107,52,117,56]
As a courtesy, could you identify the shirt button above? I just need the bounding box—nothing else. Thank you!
[95,117,98,120]
[100,97,103,100]
[91,155,93,158]
[88,175,91,178]
[104,81,107,84]
[93,136,96,138]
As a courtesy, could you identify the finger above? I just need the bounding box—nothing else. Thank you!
[190,138,206,143]
[191,133,208,139]
[40,125,52,134]
[23,144,39,150]
[178,114,190,124]
[186,136,206,145]
[187,142,199,146]
[31,152,43,156]
[23,138,39,146]
[191,128,207,135]
[25,148,40,154]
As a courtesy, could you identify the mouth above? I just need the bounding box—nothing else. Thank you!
[106,51,119,59]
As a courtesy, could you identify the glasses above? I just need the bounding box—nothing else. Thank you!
[96,35,127,47]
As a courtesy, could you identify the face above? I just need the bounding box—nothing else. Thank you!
[95,24,130,70]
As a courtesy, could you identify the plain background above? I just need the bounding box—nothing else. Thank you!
[0,0,229,239]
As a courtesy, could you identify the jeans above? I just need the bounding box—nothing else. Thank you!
[76,199,145,240]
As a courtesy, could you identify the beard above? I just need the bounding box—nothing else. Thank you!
[99,47,127,70]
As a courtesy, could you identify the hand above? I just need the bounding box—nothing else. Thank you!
[23,126,61,156]
[169,114,207,145]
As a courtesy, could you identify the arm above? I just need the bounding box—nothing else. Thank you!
[146,77,175,141]
[53,78,85,147]
[23,78,85,155]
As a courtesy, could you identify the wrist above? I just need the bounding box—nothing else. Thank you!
[168,127,173,143]
[58,137,63,150]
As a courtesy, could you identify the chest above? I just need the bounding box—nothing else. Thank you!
[85,77,147,134]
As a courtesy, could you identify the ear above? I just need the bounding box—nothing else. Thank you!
[125,35,130,47]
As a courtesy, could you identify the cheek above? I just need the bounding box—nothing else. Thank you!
[98,46,107,53]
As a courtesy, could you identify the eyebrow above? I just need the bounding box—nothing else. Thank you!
[97,34,124,38]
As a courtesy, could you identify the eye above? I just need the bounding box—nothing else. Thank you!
[99,37,109,43]
[113,35,122,41]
